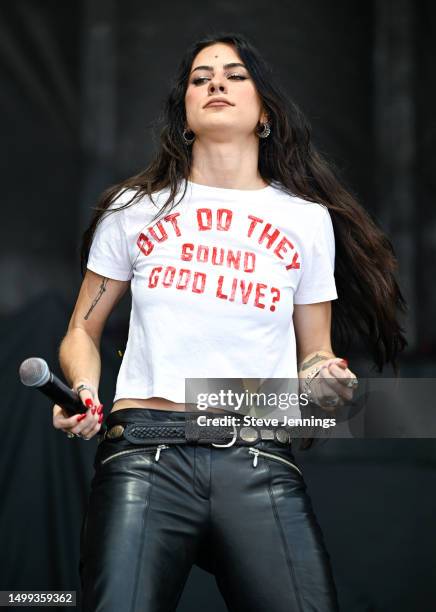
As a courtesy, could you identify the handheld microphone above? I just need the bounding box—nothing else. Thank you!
[19,357,86,416]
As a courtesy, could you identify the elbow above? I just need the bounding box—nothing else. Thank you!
[64,326,102,352]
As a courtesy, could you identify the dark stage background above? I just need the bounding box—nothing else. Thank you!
[1,1,435,610]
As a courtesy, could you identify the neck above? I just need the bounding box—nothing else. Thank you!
[189,136,267,190]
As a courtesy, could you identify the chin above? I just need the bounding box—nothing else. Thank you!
[200,122,248,136]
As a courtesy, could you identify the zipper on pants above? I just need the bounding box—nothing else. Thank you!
[101,444,170,465]
[248,447,303,476]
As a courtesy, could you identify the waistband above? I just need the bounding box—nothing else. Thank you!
[103,407,294,447]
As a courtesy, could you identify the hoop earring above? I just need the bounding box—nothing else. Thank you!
[182,128,195,145]
[256,121,271,139]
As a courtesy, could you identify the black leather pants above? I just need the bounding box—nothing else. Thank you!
[79,408,340,611]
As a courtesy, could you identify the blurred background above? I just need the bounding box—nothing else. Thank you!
[1,1,435,610]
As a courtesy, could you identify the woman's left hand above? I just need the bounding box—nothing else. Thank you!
[309,357,359,411]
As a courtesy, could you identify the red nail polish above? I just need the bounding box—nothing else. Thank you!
[98,414,103,423]
[91,407,96,415]
[98,406,103,415]
[339,359,348,367]
[85,398,94,408]
[77,413,87,422]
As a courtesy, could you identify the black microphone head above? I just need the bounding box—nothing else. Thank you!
[19,357,50,387]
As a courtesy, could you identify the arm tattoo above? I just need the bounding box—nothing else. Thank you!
[84,277,108,320]
[299,352,335,371]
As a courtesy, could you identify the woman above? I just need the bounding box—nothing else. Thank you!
[53,33,407,611]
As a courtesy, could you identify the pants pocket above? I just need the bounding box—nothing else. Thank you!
[97,443,171,467]
[247,446,303,477]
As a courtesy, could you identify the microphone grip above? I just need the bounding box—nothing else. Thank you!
[41,372,86,416]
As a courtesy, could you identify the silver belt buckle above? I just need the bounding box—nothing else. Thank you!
[212,424,238,448]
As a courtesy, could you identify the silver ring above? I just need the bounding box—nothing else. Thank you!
[75,433,91,440]
[346,379,358,388]
[76,383,95,396]
[66,432,75,439]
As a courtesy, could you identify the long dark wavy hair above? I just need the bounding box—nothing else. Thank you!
[80,32,408,438]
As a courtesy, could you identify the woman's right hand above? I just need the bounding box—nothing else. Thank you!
[52,382,104,440]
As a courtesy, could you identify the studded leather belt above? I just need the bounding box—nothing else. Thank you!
[100,419,293,448]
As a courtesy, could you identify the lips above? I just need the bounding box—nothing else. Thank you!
[204,99,233,108]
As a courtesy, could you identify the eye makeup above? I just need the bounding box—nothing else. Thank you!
[191,74,248,85]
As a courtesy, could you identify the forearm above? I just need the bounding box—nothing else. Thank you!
[58,327,101,391]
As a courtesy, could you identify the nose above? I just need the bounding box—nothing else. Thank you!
[208,78,226,95]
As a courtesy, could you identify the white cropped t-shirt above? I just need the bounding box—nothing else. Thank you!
[86,180,338,404]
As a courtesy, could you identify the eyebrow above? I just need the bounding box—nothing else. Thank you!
[190,62,247,75]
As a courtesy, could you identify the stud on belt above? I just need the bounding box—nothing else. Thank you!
[100,420,293,447]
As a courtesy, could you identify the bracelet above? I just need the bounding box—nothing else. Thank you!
[300,364,324,397]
